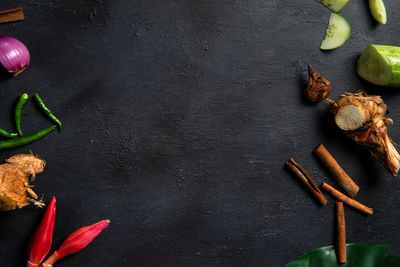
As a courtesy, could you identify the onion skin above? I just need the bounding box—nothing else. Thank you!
[0,36,30,76]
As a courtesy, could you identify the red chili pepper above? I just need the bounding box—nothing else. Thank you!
[41,219,110,266]
[27,196,56,267]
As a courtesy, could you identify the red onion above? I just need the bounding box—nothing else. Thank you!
[0,36,30,76]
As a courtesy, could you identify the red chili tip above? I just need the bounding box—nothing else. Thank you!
[27,197,56,267]
[42,219,110,265]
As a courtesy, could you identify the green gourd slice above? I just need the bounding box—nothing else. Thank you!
[369,0,387,24]
[320,13,351,50]
[318,0,349,13]
[357,44,400,87]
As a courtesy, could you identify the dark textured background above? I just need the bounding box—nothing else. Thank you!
[0,0,400,266]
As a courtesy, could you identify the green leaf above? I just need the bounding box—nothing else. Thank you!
[284,244,400,267]
[378,255,400,267]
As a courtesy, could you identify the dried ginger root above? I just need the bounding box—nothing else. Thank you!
[327,92,400,176]
[0,154,46,211]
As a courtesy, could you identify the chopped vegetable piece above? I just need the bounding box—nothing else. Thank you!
[0,125,56,151]
[318,0,349,13]
[320,13,351,50]
[15,93,29,136]
[34,94,62,132]
[357,44,400,87]
[0,154,46,211]
[369,0,387,24]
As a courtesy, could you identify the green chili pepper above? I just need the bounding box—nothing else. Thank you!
[0,128,18,139]
[15,93,29,136]
[0,125,56,151]
[34,94,62,131]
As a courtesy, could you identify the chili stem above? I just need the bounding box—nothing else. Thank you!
[0,125,56,151]
[34,94,62,132]
[15,93,29,136]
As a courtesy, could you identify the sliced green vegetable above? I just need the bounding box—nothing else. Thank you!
[357,44,400,87]
[284,244,400,267]
[320,13,351,50]
[0,125,56,151]
[15,93,29,136]
[369,0,387,24]
[318,0,349,13]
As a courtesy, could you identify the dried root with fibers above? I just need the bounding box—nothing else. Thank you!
[0,154,45,211]
[327,92,400,176]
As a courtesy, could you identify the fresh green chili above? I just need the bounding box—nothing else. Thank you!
[34,94,62,131]
[0,125,56,151]
[15,93,29,136]
[0,128,18,139]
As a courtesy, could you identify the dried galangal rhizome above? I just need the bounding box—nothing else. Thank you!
[327,92,400,176]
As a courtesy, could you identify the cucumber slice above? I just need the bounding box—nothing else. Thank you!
[369,0,387,24]
[320,13,351,50]
[357,44,400,87]
[318,0,349,13]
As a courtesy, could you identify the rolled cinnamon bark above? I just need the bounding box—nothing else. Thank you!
[336,202,346,264]
[286,158,328,206]
[0,7,24,23]
[314,144,359,198]
[321,183,373,215]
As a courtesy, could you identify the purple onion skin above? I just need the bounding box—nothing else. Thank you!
[0,36,30,76]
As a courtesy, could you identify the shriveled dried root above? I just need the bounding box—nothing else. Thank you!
[0,154,46,211]
[29,195,45,208]
[327,92,400,176]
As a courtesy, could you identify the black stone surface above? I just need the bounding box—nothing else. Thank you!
[0,1,400,266]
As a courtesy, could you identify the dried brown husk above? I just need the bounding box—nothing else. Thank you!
[327,92,400,176]
[0,154,45,211]
[304,64,332,102]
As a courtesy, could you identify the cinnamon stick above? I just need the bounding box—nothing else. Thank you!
[313,144,359,198]
[336,202,346,264]
[0,7,24,24]
[321,182,373,215]
[286,158,328,206]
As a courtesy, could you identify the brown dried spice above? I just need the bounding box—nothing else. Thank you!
[327,92,400,176]
[304,64,332,103]
[0,154,46,211]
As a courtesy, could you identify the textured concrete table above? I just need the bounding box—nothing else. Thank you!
[0,1,399,266]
